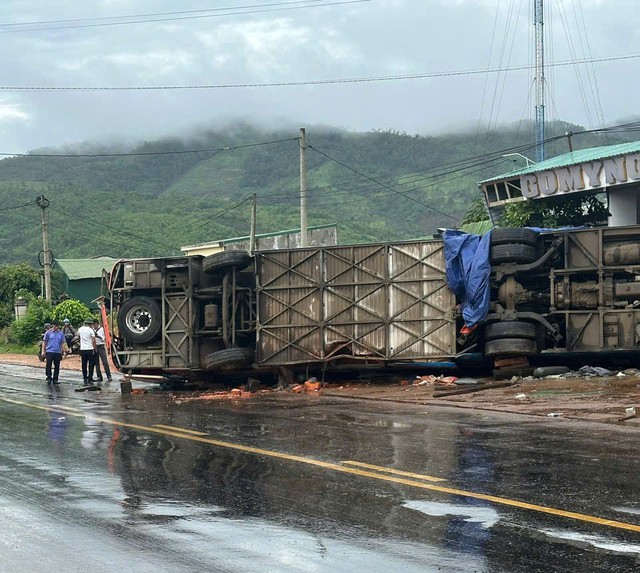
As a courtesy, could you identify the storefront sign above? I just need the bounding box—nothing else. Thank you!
[521,153,640,198]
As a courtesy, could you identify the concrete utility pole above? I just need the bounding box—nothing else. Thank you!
[249,193,257,254]
[299,127,308,247]
[36,195,52,302]
[534,0,545,162]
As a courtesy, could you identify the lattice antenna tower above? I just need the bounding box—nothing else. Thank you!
[534,0,545,161]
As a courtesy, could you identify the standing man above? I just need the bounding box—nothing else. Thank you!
[92,318,112,382]
[41,320,66,384]
[62,318,77,353]
[77,318,97,385]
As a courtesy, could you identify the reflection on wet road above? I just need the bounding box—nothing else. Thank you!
[1,364,639,572]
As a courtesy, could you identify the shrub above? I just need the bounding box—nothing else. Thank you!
[0,303,13,329]
[51,299,94,327]
[9,297,53,345]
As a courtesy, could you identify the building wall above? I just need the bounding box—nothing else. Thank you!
[68,278,103,309]
[228,227,338,252]
[180,244,224,258]
[181,227,338,257]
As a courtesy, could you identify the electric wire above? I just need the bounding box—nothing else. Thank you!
[476,0,501,136]
[195,197,252,229]
[0,200,36,213]
[48,204,177,253]
[573,0,606,129]
[486,0,518,136]
[0,137,298,158]
[556,0,594,129]
[0,53,638,91]
[0,1,370,34]
[47,222,146,254]
[0,1,327,28]
[307,145,460,221]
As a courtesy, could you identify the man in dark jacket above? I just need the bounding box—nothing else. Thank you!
[62,318,77,352]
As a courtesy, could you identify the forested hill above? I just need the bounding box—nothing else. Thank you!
[0,120,632,265]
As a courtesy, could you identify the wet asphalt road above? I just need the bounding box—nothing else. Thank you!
[1,364,640,573]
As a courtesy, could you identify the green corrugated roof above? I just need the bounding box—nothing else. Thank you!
[56,257,119,280]
[480,140,640,185]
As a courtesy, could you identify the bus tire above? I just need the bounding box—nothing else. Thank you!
[117,296,162,344]
[484,321,537,341]
[491,228,538,247]
[490,243,537,264]
[203,347,255,371]
[202,251,252,275]
[484,338,538,357]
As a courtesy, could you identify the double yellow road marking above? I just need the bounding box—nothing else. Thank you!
[2,394,639,534]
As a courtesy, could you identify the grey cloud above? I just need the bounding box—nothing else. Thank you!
[0,0,638,152]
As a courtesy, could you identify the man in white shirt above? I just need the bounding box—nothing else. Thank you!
[77,318,98,385]
[92,318,112,382]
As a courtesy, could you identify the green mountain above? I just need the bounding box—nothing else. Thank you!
[0,120,633,265]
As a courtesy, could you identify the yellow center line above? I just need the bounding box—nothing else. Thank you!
[152,424,209,436]
[2,395,640,534]
[341,460,446,482]
[48,405,82,413]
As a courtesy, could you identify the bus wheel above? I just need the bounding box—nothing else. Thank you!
[491,228,538,247]
[490,243,537,265]
[203,347,255,371]
[117,296,162,344]
[484,337,537,357]
[202,251,252,275]
[484,321,536,341]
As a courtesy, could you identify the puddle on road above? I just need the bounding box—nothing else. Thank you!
[612,506,640,516]
[402,500,500,528]
[537,528,640,556]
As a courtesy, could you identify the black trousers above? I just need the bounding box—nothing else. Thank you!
[45,352,62,382]
[80,350,96,382]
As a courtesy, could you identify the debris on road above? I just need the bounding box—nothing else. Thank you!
[433,380,514,398]
[413,375,458,386]
[577,365,613,377]
[533,366,571,377]
[74,385,101,392]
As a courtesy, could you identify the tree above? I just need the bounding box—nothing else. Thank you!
[0,263,41,329]
[461,197,490,225]
[500,194,610,228]
[0,263,40,304]
[8,294,52,346]
[51,299,93,326]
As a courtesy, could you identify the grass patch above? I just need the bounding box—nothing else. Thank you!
[0,342,39,355]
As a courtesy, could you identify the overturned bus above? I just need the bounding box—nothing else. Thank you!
[107,226,640,379]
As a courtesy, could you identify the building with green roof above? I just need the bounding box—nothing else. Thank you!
[55,257,119,308]
[479,140,640,226]
[181,224,337,257]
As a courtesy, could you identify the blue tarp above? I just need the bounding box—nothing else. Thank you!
[444,230,492,328]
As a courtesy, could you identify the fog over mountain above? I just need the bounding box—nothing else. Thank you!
[0,0,637,153]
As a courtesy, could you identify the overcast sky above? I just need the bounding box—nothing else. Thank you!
[0,0,638,152]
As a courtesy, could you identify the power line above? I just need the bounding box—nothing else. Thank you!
[48,204,177,253]
[0,200,35,213]
[0,1,326,27]
[195,197,252,229]
[0,137,297,158]
[0,52,637,92]
[0,0,369,34]
[47,222,141,253]
[308,145,460,221]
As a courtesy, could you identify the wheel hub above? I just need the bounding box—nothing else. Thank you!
[127,308,152,333]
